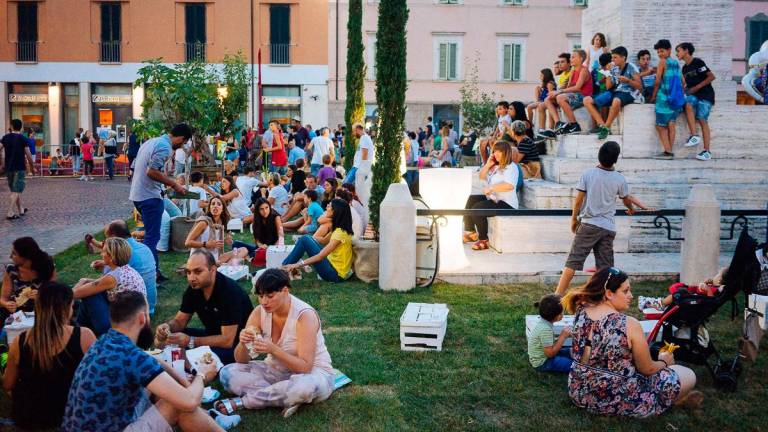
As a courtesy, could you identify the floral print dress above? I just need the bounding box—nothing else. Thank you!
[568,307,681,418]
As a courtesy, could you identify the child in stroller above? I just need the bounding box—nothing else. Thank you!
[638,267,729,312]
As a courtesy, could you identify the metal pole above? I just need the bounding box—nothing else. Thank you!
[258,48,263,134]
[250,0,255,128]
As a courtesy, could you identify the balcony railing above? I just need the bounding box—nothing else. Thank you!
[16,41,37,63]
[185,41,207,62]
[100,41,122,63]
[269,43,290,65]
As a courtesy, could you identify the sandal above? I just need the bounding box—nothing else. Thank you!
[214,398,244,415]
[208,409,241,430]
[463,231,479,243]
[471,240,489,251]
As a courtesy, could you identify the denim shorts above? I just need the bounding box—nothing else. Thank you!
[563,92,585,109]
[685,94,713,122]
[6,170,26,193]
[594,91,635,108]
[655,110,680,127]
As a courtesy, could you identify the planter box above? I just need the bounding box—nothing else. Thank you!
[400,303,449,352]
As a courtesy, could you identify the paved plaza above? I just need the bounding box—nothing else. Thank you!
[0,176,133,270]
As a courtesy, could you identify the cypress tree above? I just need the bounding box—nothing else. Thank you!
[369,0,409,232]
[344,0,366,171]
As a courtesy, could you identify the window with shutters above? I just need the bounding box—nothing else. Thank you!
[500,42,524,82]
[501,0,525,6]
[100,2,122,63]
[436,42,459,81]
[437,0,461,4]
[572,0,588,7]
[185,3,207,62]
[270,5,291,64]
[16,2,38,62]
[746,14,768,59]
[366,35,377,80]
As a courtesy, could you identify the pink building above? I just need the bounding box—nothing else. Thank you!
[328,0,585,131]
[733,0,768,100]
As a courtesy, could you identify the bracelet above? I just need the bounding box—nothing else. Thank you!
[660,359,669,367]
[203,241,207,248]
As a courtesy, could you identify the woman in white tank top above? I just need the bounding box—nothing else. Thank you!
[217,269,335,418]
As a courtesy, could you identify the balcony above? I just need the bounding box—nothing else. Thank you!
[185,41,206,62]
[269,43,290,65]
[100,41,121,63]
[16,41,37,63]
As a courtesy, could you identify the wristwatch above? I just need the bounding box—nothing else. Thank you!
[188,336,196,350]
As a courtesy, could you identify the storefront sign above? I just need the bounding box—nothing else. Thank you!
[92,94,133,104]
[9,94,48,103]
[99,109,114,126]
[262,96,301,106]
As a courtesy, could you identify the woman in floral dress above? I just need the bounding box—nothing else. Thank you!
[562,267,702,418]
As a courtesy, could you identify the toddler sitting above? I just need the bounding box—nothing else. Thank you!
[528,294,573,373]
[638,266,729,311]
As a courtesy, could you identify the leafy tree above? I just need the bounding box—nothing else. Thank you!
[369,0,409,232]
[457,53,499,136]
[344,0,366,171]
[132,53,250,166]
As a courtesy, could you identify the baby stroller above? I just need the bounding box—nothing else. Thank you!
[647,228,760,392]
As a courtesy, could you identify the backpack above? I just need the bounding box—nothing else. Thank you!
[667,72,686,110]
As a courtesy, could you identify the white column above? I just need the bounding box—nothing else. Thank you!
[0,82,7,130]
[47,84,63,152]
[79,82,92,132]
[132,85,144,120]
[379,183,417,291]
[680,184,721,285]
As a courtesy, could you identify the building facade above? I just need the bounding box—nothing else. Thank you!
[0,0,329,151]
[328,0,585,132]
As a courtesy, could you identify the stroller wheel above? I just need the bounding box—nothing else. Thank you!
[714,371,738,393]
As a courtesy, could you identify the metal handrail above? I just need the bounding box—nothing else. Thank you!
[100,41,121,63]
[269,43,290,64]
[185,42,206,62]
[16,41,37,62]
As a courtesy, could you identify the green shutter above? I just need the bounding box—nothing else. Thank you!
[439,43,447,79]
[749,21,768,56]
[513,44,521,81]
[503,44,511,81]
[449,43,457,79]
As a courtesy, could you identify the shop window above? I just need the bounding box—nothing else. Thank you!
[16,2,38,62]
[100,2,122,63]
[185,3,207,62]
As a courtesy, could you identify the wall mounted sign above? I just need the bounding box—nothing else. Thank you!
[92,95,133,104]
[9,94,49,103]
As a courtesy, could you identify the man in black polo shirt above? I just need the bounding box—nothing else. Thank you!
[155,250,253,364]
[1,119,36,220]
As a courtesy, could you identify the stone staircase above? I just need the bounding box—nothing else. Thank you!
[487,103,768,254]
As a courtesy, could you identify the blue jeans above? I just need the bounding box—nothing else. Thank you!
[105,156,115,179]
[232,240,257,257]
[311,164,322,176]
[282,235,342,282]
[270,165,287,175]
[344,167,357,185]
[185,328,236,364]
[73,155,81,174]
[77,292,111,336]
[163,198,183,218]
[134,198,165,267]
[535,347,574,373]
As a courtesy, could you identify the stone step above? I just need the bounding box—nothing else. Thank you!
[521,180,768,210]
[541,156,768,185]
[487,214,767,254]
[544,135,624,159]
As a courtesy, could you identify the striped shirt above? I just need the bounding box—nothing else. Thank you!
[516,137,540,163]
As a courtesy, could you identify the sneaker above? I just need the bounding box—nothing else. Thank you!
[588,126,601,134]
[597,125,610,140]
[685,135,702,147]
[561,123,582,135]
[638,296,664,311]
[554,121,566,132]
[536,129,556,139]
[652,152,674,160]
[696,150,711,161]
[78,176,86,181]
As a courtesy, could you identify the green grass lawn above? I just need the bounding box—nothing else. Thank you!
[2,229,767,431]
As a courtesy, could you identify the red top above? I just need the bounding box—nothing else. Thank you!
[81,141,94,161]
[569,66,594,97]
[270,133,287,167]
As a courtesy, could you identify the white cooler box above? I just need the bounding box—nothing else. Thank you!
[746,294,768,330]
[227,218,244,233]
[218,265,250,281]
[5,312,34,344]
[400,303,449,352]
[525,315,661,346]
[267,245,294,269]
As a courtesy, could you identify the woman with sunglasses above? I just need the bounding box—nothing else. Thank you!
[562,267,702,417]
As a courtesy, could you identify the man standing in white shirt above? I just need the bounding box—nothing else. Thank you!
[344,124,374,206]
[306,127,334,176]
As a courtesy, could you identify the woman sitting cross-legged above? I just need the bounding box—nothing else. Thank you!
[232,197,285,266]
[217,268,335,418]
[463,141,520,251]
[281,198,354,282]
[73,237,147,336]
[3,282,96,430]
[563,267,703,418]
[185,196,249,267]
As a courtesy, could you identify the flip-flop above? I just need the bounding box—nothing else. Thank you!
[5,215,20,220]
[471,240,489,251]
[208,409,241,430]
[214,398,243,415]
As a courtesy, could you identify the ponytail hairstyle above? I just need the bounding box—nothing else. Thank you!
[562,267,628,314]
[341,182,363,205]
[26,282,73,371]
[12,237,55,283]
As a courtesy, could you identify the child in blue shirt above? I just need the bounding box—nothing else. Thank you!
[528,294,573,373]
[301,189,324,234]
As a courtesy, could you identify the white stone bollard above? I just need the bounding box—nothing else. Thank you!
[379,183,416,291]
[680,184,721,285]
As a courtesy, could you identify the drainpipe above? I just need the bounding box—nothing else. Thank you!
[250,0,255,127]
[335,0,339,100]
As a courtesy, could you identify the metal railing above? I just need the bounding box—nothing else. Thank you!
[100,41,121,63]
[269,43,290,65]
[185,42,206,62]
[16,41,37,62]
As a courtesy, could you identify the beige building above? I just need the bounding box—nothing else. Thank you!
[0,0,329,151]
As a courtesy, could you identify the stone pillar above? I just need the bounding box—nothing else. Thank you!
[79,82,92,132]
[379,182,416,291]
[0,82,7,130]
[680,184,721,285]
[132,85,145,120]
[47,84,63,153]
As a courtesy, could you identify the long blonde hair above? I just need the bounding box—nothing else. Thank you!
[25,283,73,371]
